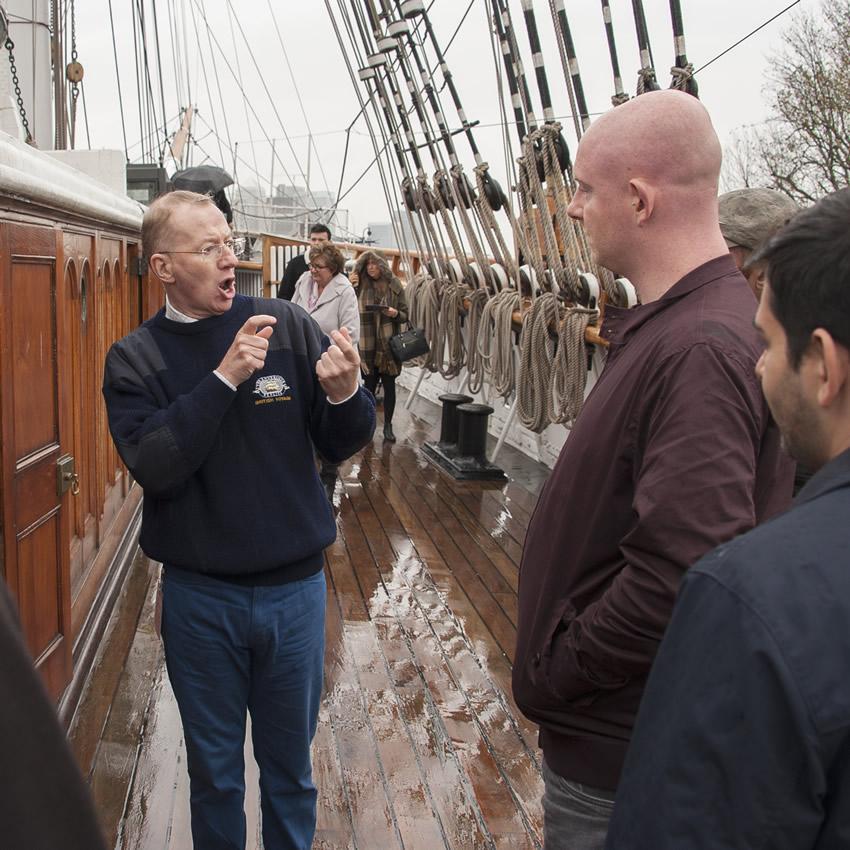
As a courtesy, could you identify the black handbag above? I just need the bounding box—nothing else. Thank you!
[388,326,429,363]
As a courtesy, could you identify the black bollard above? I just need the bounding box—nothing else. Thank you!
[456,403,494,461]
[438,393,473,448]
[422,399,505,480]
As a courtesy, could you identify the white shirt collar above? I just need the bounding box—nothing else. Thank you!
[165,295,198,323]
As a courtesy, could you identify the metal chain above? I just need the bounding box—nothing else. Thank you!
[68,0,83,147]
[4,38,32,144]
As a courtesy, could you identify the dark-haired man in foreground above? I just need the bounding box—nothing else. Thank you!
[607,187,850,849]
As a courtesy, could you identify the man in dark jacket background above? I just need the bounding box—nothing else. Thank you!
[278,223,331,301]
[607,187,850,849]
[511,90,793,849]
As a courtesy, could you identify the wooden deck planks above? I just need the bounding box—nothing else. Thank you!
[106,394,549,849]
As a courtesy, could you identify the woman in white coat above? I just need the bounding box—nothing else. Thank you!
[292,242,360,497]
[292,242,359,345]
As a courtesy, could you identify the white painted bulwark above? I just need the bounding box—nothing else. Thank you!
[0,130,143,228]
[397,368,570,468]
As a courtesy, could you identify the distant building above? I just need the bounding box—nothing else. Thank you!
[366,209,416,251]
[232,182,349,239]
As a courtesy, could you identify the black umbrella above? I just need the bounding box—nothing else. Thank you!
[171,165,234,194]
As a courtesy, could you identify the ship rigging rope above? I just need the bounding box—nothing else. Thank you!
[106,0,129,158]
[552,305,598,424]
[188,1,226,165]
[436,283,467,380]
[329,0,432,253]
[264,0,334,200]
[484,0,524,287]
[477,289,520,399]
[465,287,490,395]
[335,0,425,253]
[546,0,584,140]
[225,1,263,196]
[517,293,559,432]
[194,2,236,172]
[166,0,185,113]
[189,0,323,215]
[133,0,167,162]
[149,0,170,159]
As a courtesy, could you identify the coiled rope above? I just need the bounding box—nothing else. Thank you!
[517,293,560,432]
[551,305,598,424]
[478,289,521,398]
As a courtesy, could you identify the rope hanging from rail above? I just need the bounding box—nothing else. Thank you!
[551,305,598,424]
[517,293,560,432]
[477,289,520,399]
[465,287,490,394]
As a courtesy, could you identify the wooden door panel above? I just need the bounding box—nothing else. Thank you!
[16,513,63,662]
[11,260,58,457]
[1,224,71,700]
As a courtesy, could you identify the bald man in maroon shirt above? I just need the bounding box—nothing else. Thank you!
[512,90,794,849]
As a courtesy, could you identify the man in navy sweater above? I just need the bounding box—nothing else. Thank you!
[607,189,850,848]
[103,190,375,850]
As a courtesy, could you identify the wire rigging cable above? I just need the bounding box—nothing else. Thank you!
[106,0,129,158]
[264,0,334,200]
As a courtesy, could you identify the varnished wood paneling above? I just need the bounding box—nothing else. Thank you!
[16,512,62,658]
[11,259,57,458]
[14,448,59,532]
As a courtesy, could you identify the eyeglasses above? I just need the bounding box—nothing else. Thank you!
[164,237,245,260]
[309,263,329,271]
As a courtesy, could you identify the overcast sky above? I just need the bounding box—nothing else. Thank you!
[75,0,814,237]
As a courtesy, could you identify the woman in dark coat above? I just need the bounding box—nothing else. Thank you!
[355,250,409,443]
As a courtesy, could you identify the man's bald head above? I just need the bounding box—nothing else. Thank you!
[582,90,721,197]
[568,90,728,300]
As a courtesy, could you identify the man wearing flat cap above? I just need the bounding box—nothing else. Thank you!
[719,187,799,299]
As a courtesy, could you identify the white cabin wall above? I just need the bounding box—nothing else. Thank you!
[5,0,52,149]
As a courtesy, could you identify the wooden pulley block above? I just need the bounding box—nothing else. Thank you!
[402,181,417,212]
[421,186,438,215]
[454,172,476,209]
[436,173,455,210]
[481,170,507,211]
[535,129,572,180]
[519,264,538,298]
[447,258,464,284]
[467,262,487,289]
[66,61,84,83]
[614,276,638,308]
[577,272,601,309]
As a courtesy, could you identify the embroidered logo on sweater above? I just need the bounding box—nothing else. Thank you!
[253,375,291,404]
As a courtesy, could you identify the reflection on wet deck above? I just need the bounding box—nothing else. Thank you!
[104,392,549,849]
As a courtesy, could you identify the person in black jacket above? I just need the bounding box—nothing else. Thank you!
[607,188,850,850]
[0,579,107,850]
[277,223,331,301]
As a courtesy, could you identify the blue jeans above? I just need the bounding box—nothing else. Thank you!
[161,566,326,850]
[542,758,616,850]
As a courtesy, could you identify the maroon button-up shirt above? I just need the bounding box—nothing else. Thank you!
[513,255,794,789]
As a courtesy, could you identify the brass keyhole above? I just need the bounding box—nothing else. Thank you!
[64,471,80,496]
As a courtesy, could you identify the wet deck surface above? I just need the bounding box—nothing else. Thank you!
[93,390,550,849]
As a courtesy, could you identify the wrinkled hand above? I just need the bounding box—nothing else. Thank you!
[317,327,361,403]
[381,306,398,318]
[217,315,277,386]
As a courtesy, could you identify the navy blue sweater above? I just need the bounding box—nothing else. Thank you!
[103,294,375,577]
